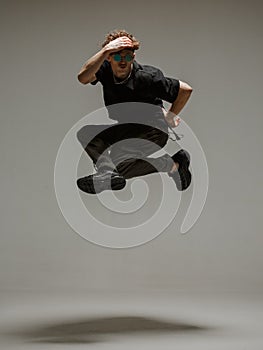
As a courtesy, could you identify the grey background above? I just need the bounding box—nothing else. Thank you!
[1,0,263,296]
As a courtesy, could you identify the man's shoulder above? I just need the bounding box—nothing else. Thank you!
[133,62,164,87]
[100,60,111,70]
[91,60,112,85]
[134,61,162,76]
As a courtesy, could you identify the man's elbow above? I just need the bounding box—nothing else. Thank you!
[179,81,193,95]
[77,73,89,85]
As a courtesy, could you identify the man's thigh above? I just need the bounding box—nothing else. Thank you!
[77,122,168,148]
[77,123,122,148]
[110,123,169,163]
[116,122,169,148]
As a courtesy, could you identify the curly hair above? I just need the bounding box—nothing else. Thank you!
[101,29,140,50]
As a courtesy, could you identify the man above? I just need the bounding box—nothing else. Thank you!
[77,30,193,194]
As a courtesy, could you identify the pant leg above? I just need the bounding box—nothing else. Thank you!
[76,123,151,171]
[110,124,174,179]
[76,124,117,171]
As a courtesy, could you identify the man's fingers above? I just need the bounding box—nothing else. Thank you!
[175,116,181,125]
[112,37,133,48]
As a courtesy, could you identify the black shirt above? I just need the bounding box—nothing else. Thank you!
[91,60,180,123]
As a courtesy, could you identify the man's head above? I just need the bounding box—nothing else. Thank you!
[107,48,135,81]
[102,29,140,81]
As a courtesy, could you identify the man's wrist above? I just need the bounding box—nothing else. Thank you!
[164,110,181,128]
[165,110,177,120]
[101,46,110,56]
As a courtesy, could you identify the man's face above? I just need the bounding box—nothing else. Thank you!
[107,49,135,80]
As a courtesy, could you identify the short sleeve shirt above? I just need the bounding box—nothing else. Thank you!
[91,60,180,122]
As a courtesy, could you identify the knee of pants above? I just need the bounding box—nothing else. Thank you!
[77,124,110,148]
[77,125,100,149]
[77,127,111,159]
[77,126,89,148]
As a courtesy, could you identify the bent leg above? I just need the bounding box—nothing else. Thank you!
[110,124,174,179]
[77,124,117,171]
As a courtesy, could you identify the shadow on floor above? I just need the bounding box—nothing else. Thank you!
[5,315,213,344]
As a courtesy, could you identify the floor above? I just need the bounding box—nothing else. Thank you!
[1,291,262,349]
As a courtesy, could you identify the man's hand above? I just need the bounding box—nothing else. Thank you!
[104,37,134,54]
[78,37,134,84]
[163,109,181,128]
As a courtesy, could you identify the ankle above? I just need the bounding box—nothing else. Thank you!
[170,162,179,174]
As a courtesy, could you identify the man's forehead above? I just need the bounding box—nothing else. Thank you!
[116,49,135,55]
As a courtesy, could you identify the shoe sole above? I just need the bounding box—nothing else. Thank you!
[77,176,126,194]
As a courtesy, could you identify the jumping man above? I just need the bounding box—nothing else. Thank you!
[76,30,193,194]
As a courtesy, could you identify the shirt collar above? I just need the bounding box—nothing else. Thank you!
[109,60,142,90]
[124,60,141,90]
[133,60,142,71]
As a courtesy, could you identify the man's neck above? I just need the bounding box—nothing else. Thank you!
[113,64,133,84]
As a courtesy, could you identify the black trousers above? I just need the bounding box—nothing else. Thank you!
[77,121,174,179]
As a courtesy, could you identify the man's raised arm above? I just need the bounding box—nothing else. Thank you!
[77,37,134,85]
[164,81,193,127]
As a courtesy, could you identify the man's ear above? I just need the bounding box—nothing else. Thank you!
[106,55,111,62]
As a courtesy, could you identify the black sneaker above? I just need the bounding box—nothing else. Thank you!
[77,170,126,194]
[168,149,192,191]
